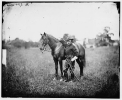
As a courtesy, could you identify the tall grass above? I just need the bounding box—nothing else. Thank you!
[2,46,119,98]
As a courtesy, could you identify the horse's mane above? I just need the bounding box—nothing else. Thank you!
[47,34,59,42]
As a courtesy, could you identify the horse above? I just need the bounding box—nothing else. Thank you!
[39,32,85,81]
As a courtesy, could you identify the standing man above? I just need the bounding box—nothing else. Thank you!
[63,36,79,82]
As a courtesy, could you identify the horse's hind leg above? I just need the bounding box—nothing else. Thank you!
[76,58,84,77]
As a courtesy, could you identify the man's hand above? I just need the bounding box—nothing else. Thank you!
[71,56,78,61]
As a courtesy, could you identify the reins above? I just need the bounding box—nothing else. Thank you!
[40,48,51,53]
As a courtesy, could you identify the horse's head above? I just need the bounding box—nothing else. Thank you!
[59,38,67,47]
[39,32,49,51]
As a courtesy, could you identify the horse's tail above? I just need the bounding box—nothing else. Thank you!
[75,42,86,67]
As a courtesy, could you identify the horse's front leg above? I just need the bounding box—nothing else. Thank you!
[53,57,58,80]
[59,60,63,81]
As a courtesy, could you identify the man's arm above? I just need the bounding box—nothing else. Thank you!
[71,45,79,61]
[72,45,79,57]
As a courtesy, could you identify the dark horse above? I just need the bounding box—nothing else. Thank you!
[40,32,85,80]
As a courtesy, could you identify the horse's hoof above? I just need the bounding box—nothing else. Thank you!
[64,79,68,82]
[80,76,84,80]
[60,78,63,82]
[53,77,57,81]
[70,80,74,83]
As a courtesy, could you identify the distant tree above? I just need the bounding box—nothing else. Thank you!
[104,26,110,34]
[15,38,19,40]
[24,42,30,49]
[10,38,25,48]
[96,26,114,46]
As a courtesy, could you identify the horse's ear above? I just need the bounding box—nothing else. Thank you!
[40,33,42,36]
[44,32,46,36]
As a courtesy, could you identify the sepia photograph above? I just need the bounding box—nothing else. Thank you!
[2,1,120,98]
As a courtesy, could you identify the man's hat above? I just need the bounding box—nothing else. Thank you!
[67,35,74,41]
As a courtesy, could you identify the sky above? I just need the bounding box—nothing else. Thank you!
[3,2,119,42]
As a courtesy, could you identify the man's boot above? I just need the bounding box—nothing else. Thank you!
[71,73,75,81]
[63,70,68,82]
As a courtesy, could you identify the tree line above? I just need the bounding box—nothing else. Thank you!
[3,38,40,49]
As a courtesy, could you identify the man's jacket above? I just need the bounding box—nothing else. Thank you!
[65,44,79,58]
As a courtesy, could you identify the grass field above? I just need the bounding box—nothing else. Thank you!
[2,46,120,98]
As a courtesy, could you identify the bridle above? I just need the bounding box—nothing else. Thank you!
[40,34,50,53]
